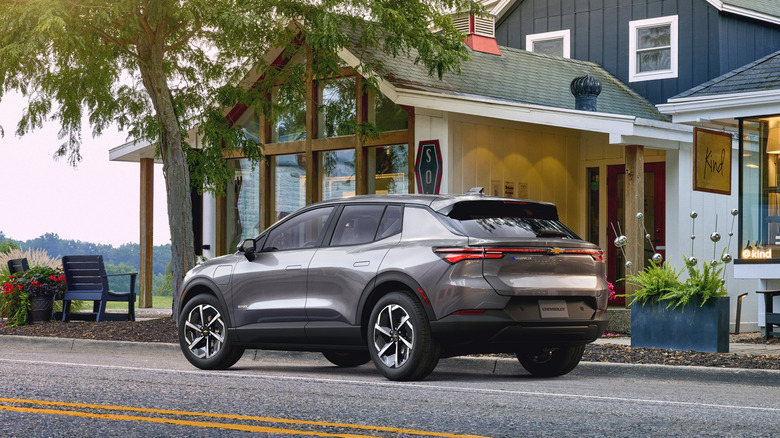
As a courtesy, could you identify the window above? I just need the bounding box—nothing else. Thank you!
[376,205,403,240]
[739,117,780,262]
[272,86,306,143]
[263,207,334,251]
[525,30,570,58]
[368,89,408,132]
[629,16,678,82]
[272,153,306,221]
[235,107,260,144]
[369,144,408,195]
[318,77,356,138]
[330,205,384,246]
[321,149,356,200]
[226,159,260,252]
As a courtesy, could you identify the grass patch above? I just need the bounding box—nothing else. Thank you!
[105,295,172,310]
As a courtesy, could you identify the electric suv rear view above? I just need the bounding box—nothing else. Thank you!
[176,190,609,381]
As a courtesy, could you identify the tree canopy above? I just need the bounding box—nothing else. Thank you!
[0,0,482,313]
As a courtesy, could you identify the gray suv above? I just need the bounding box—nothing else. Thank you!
[176,189,609,380]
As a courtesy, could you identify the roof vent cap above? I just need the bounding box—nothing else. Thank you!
[570,75,602,112]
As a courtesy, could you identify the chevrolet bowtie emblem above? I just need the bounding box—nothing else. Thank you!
[548,247,565,255]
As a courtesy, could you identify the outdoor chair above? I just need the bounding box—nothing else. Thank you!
[61,255,137,322]
[7,258,29,275]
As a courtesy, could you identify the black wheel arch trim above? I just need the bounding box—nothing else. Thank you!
[356,271,436,331]
[178,277,234,328]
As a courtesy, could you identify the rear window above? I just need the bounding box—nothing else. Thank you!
[440,200,578,239]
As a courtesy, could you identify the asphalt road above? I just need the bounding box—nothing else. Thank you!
[1,340,779,437]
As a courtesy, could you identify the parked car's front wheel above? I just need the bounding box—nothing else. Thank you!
[179,294,245,370]
[516,344,585,377]
[368,292,440,381]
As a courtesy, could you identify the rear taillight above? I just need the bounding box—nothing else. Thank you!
[435,247,605,263]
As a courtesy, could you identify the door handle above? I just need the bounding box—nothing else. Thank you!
[285,265,302,271]
[353,261,370,267]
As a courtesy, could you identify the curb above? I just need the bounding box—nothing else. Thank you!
[3,335,780,385]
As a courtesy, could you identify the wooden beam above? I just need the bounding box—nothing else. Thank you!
[624,145,645,307]
[305,55,317,204]
[406,106,416,194]
[139,158,154,308]
[355,76,367,195]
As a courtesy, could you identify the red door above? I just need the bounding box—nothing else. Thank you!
[607,162,666,306]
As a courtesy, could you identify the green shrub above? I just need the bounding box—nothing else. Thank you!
[628,257,727,309]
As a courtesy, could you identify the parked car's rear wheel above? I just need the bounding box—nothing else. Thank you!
[368,292,440,381]
[179,294,244,370]
[322,350,371,367]
[516,344,585,377]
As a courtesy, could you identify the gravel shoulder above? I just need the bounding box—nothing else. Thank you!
[1,317,778,370]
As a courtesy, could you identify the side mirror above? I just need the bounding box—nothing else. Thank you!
[238,239,257,261]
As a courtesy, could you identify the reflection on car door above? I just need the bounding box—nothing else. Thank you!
[231,207,334,343]
[307,205,403,343]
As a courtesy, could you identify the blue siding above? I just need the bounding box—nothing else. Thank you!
[496,0,780,104]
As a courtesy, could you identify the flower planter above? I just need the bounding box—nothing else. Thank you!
[29,294,54,324]
[631,296,729,353]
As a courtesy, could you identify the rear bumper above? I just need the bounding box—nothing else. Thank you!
[430,310,609,355]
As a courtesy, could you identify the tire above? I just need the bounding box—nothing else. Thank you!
[322,350,371,367]
[179,294,245,370]
[516,344,585,377]
[367,292,440,381]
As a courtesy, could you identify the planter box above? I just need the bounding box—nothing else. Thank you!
[631,296,729,353]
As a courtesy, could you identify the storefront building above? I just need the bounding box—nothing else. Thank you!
[660,49,780,332]
[111,17,755,330]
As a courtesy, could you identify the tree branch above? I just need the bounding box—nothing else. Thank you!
[86,24,140,62]
[165,22,201,53]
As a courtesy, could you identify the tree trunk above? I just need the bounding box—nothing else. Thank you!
[138,34,195,321]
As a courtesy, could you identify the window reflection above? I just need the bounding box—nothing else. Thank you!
[272,86,306,143]
[369,90,408,132]
[272,154,306,221]
[235,107,260,144]
[318,77,356,138]
[321,149,356,200]
[369,144,408,194]
[226,159,260,252]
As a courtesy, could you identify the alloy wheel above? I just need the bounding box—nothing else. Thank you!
[372,303,415,368]
[183,304,226,359]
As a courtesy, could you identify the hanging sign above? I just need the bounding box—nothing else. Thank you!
[693,128,732,195]
[415,140,442,194]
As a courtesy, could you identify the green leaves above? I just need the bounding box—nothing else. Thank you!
[628,257,728,309]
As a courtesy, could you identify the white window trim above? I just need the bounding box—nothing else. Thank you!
[628,15,679,82]
[525,29,571,58]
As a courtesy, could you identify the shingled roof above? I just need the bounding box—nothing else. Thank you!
[672,49,780,98]
[352,42,669,122]
[719,0,780,18]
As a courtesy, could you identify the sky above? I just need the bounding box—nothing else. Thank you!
[0,91,171,247]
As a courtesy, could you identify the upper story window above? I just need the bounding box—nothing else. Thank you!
[234,107,260,144]
[271,85,306,143]
[318,76,356,138]
[629,15,678,82]
[525,30,570,58]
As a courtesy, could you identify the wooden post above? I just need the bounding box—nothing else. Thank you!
[406,106,416,194]
[139,158,154,308]
[305,55,317,204]
[355,76,367,195]
[624,145,644,307]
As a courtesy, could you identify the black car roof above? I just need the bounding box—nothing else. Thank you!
[310,193,557,212]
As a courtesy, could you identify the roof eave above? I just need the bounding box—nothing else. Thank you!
[659,89,780,123]
[707,1,780,26]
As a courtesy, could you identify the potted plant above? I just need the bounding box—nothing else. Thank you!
[628,258,729,353]
[1,266,66,326]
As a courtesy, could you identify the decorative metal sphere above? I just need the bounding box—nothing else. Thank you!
[687,256,698,266]
[690,211,698,219]
[645,233,652,240]
[614,235,627,247]
[731,209,739,216]
[691,235,696,240]
[625,261,633,269]
[710,232,721,242]
[729,232,734,237]
[651,253,663,263]
[721,253,733,263]
[636,212,644,220]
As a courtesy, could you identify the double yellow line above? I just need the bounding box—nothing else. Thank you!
[0,397,489,437]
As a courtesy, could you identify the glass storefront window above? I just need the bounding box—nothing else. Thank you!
[235,107,260,144]
[272,86,306,143]
[272,154,306,221]
[226,159,260,252]
[321,149,355,200]
[368,144,408,194]
[740,117,780,261]
[368,90,408,132]
[318,77,356,138]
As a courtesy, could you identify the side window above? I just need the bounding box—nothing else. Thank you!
[330,205,384,246]
[263,207,334,251]
[376,205,403,240]
[525,29,570,58]
[628,15,678,82]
